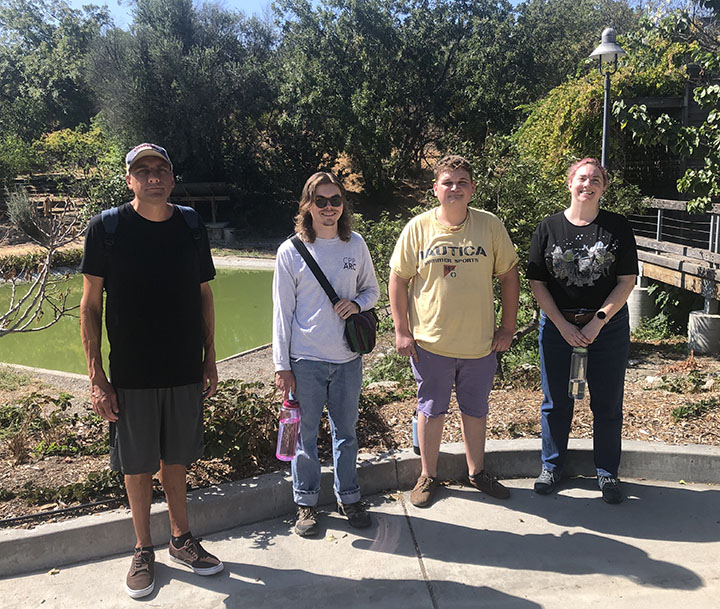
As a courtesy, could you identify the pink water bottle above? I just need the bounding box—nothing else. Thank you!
[276,398,301,461]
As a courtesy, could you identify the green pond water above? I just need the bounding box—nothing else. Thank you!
[0,268,273,374]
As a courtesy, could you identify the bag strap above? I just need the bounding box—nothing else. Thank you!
[100,207,120,248]
[101,204,201,243]
[291,235,340,305]
[175,204,201,241]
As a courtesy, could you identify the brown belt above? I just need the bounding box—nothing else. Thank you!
[561,311,596,325]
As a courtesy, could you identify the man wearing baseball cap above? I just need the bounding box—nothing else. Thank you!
[124,142,174,172]
[80,143,223,599]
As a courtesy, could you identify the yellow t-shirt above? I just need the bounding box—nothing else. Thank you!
[390,207,518,359]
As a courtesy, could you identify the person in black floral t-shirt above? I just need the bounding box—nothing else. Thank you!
[527,158,637,504]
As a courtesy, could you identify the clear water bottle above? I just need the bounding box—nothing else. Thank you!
[568,347,588,400]
[412,413,420,455]
[276,398,301,461]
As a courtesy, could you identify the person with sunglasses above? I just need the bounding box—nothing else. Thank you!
[273,171,379,536]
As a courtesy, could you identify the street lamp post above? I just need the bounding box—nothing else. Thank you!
[590,28,626,169]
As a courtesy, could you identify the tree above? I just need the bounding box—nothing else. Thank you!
[273,0,521,192]
[508,0,638,104]
[86,0,276,182]
[0,0,109,141]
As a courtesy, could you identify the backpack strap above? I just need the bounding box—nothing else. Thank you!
[100,207,120,248]
[291,235,340,305]
[175,204,201,241]
[101,204,202,248]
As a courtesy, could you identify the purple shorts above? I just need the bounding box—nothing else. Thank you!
[410,344,497,418]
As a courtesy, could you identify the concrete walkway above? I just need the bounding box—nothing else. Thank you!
[3,440,720,608]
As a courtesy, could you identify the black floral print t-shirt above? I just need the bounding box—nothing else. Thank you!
[526,209,638,310]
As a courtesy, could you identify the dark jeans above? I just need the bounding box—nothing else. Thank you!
[538,305,630,478]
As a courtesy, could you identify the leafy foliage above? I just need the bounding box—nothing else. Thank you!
[17,470,124,506]
[353,209,418,316]
[657,369,709,393]
[612,13,720,211]
[631,314,678,341]
[0,0,108,140]
[649,281,704,333]
[274,0,640,193]
[0,247,83,275]
[0,391,107,456]
[672,396,720,421]
[513,9,701,190]
[33,122,123,179]
[87,0,276,184]
[0,0,699,215]
[0,365,30,390]
[202,380,277,469]
[508,0,638,104]
[363,350,415,386]
[0,134,40,184]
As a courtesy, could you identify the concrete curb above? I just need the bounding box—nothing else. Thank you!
[2,438,719,577]
[0,363,87,381]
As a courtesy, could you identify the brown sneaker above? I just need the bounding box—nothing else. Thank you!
[410,475,438,507]
[467,470,510,499]
[169,536,224,575]
[125,547,155,599]
[294,505,319,537]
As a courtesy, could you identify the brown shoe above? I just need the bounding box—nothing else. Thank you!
[467,470,510,499]
[169,536,224,575]
[410,475,438,507]
[295,505,319,537]
[125,547,155,599]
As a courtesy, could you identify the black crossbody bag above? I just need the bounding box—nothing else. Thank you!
[291,236,378,354]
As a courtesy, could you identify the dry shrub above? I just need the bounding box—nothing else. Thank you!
[6,432,30,465]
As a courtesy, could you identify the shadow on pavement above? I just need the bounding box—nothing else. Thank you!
[349,505,703,591]
[472,478,720,543]
[139,560,543,609]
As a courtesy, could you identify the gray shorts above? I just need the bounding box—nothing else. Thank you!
[110,383,204,475]
[410,345,497,418]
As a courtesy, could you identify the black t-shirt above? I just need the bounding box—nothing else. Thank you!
[80,203,215,389]
[526,209,638,310]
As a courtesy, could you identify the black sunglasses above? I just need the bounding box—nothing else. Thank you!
[314,195,343,208]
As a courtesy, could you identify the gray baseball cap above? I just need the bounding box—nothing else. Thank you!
[125,143,173,174]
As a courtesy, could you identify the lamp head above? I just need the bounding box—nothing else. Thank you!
[590,27,626,63]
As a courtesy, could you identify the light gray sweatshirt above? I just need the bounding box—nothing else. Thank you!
[272,231,379,370]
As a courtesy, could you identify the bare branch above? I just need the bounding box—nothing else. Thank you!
[1,187,83,339]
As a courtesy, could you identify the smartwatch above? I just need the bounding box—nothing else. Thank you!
[596,310,607,323]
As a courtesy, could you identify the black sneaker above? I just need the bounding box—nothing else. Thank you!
[125,547,154,599]
[338,501,371,528]
[169,536,224,575]
[295,505,319,537]
[534,469,560,495]
[467,470,510,499]
[598,476,624,504]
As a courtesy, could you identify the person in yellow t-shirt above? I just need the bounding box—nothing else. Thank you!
[389,155,520,508]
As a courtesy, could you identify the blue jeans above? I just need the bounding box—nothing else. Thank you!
[290,357,363,506]
[538,305,630,478]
